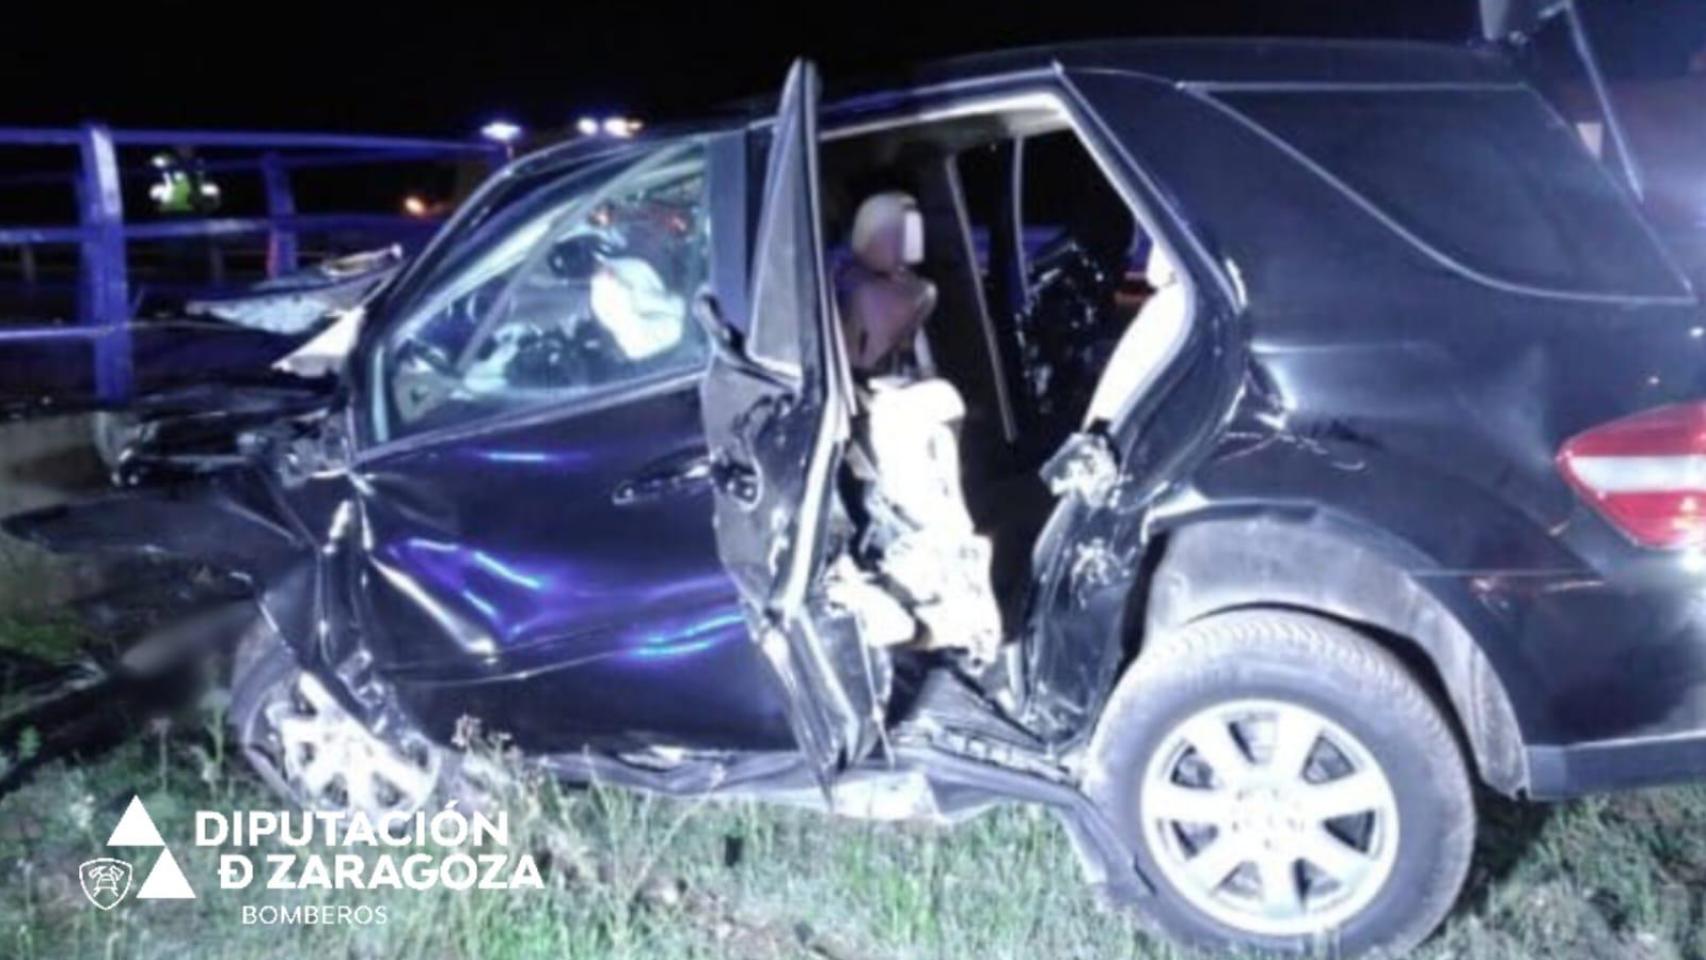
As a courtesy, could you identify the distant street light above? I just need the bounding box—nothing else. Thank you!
[480,119,525,158]
[576,116,643,139]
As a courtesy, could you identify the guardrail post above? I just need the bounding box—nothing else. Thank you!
[76,122,131,404]
[261,152,298,278]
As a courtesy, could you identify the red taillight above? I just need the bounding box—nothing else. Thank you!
[1557,401,1706,549]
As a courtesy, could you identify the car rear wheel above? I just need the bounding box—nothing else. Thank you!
[1086,610,1474,957]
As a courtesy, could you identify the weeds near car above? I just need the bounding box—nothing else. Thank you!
[0,615,1700,959]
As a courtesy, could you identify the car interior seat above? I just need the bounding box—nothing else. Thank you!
[1084,244,1191,429]
[837,191,938,375]
[836,191,1003,662]
[857,375,1002,661]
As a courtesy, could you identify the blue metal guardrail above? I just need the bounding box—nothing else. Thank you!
[0,125,503,404]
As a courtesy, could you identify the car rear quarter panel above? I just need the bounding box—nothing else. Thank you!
[1067,69,1706,796]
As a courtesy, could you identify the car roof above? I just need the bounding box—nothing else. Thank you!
[845,37,1520,92]
[711,37,1523,129]
[514,37,1519,177]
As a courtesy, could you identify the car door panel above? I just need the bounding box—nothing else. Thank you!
[339,137,801,755]
[699,60,886,779]
[350,378,793,752]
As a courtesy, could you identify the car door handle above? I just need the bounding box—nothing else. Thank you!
[613,454,715,507]
[712,456,760,507]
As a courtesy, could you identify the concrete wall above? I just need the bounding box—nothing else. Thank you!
[0,415,108,612]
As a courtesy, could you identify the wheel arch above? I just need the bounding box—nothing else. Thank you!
[1134,514,1532,797]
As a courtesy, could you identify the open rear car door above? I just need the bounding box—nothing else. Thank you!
[697,60,885,782]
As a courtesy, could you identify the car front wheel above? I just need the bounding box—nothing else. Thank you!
[1085,609,1475,957]
[228,630,448,819]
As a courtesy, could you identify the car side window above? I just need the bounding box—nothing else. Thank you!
[1219,88,1690,299]
[375,143,710,442]
[741,130,807,374]
[958,129,1151,431]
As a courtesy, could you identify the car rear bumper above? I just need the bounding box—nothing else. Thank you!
[1468,545,1706,797]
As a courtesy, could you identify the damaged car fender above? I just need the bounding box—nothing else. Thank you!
[1141,510,1533,797]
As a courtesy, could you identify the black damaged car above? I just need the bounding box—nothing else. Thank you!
[11,32,1706,958]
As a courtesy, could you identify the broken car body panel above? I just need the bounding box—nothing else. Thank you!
[183,246,403,336]
[0,250,400,421]
[1054,54,1706,795]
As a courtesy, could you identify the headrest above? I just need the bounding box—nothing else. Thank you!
[850,192,924,273]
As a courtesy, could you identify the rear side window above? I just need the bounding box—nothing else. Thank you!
[1219,88,1689,299]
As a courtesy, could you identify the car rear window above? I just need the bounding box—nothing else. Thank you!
[1217,87,1690,300]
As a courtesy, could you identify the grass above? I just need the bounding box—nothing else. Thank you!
[0,616,1702,959]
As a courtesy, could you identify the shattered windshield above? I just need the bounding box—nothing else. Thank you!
[371,141,711,443]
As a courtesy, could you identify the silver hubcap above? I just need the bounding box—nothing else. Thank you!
[1140,698,1400,937]
[263,672,441,817]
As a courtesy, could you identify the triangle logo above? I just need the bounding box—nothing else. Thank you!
[136,848,196,900]
[85,796,196,903]
[106,796,165,847]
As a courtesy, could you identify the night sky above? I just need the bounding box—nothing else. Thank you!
[4,1,1701,138]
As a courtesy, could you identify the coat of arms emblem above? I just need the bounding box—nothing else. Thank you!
[79,857,133,911]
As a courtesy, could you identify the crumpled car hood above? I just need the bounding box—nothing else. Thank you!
[183,246,403,336]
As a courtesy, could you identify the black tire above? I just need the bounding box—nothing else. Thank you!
[227,626,305,803]
[1085,610,1475,958]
